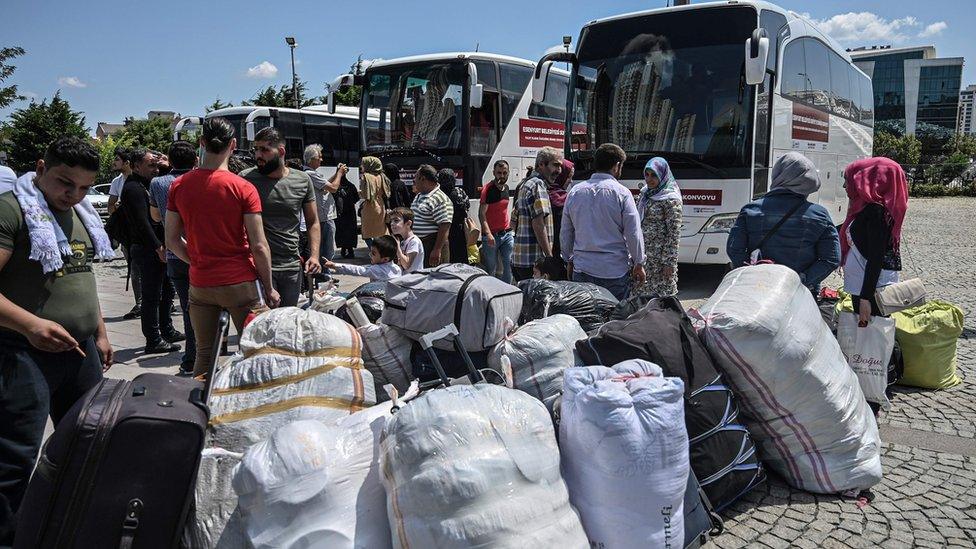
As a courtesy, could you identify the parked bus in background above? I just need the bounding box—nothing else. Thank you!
[533,0,874,264]
[175,105,380,181]
[329,52,574,198]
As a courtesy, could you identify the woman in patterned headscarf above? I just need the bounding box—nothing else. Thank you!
[359,156,390,244]
[634,157,682,297]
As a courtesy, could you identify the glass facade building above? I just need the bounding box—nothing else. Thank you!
[851,46,964,134]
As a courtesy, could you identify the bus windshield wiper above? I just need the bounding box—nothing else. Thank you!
[631,151,727,178]
[368,145,444,163]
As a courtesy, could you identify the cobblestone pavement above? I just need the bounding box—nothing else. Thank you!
[92,199,976,547]
[716,197,976,548]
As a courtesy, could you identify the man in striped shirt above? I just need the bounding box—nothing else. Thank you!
[410,164,453,267]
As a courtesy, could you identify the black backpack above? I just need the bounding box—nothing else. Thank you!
[104,205,131,248]
[576,296,765,512]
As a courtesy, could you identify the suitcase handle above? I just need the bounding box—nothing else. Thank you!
[190,310,231,417]
[419,324,485,386]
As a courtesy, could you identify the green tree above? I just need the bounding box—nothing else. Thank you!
[116,116,174,153]
[0,46,26,110]
[242,81,323,108]
[873,131,921,168]
[3,92,88,173]
[332,85,361,107]
[944,133,976,158]
[93,134,133,185]
[205,97,234,113]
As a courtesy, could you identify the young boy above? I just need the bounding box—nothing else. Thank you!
[533,256,563,280]
[389,207,424,273]
[324,235,403,282]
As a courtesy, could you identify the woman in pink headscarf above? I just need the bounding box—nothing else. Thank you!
[840,157,909,326]
[547,158,574,279]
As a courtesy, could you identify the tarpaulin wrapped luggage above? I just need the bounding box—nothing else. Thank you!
[560,359,689,549]
[233,399,406,549]
[382,263,522,352]
[359,323,413,401]
[487,314,586,417]
[577,296,764,511]
[381,384,588,549]
[189,308,375,548]
[518,279,618,332]
[697,265,882,494]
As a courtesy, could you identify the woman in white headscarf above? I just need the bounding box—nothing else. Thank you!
[634,157,683,297]
[727,152,840,291]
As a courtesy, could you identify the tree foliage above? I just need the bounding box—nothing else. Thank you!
[3,92,88,173]
[206,97,234,113]
[0,46,26,110]
[115,116,175,154]
[332,85,361,107]
[93,134,133,185]
[874,131,921,168]
[242,81,323,108]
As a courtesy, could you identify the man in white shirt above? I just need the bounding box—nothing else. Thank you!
[303,144,344,263]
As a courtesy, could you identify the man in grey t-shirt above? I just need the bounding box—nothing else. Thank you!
[242,128,321,307]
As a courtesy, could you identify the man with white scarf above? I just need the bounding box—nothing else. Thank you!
[0,137,114,544]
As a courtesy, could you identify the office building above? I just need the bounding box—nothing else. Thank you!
[850,45,964,135]
[960,85,976,135]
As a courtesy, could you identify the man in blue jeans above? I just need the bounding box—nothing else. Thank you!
[478,160,514,282]
[150,141,197,374]
[561,143,646,300]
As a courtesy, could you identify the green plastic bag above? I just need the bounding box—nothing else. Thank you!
[835,293,963,389]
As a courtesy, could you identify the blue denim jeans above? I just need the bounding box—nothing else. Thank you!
[481,230,514,283]
[167,258,196,369]
[320,218,336,262]
[572,270,632,301]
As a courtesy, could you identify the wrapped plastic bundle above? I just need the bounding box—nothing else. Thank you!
[233,402,401,549]
[188,308,375,548]
[487,314,586,416]
[697,265,882,494]
[359,323,414,401]
[337,281,387,324]
[518,279,618,332]
[381,384,588,549]
[560,359,689,549]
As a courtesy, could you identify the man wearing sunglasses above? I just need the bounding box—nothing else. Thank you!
[240,128,320,307]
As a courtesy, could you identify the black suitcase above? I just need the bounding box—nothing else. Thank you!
[14,311,231,549]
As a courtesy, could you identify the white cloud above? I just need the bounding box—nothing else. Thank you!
[919,21,948,38]
[246,61,278,79]
[57,76,87,88]
[810,12,920,44]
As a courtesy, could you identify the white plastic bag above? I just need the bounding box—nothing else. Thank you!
[487,314,586,416]
[381,384,588,549]
[233,402,401,549]
[560,359,689,549]
[359,323,414,401]
[697,264,882,495]
[837,313,895,410]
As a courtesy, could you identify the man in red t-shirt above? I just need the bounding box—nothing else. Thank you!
[165,117,279,376]
[478,160,513,282]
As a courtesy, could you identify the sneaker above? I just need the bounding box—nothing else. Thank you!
[171,305,181,316]
[123,305,141,320]
[162,330,186,343]
[144,341,180,354]
[176,364,195,377]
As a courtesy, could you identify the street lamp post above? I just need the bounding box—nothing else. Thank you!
[285,36,298,109]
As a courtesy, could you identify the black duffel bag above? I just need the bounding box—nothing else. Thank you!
[577,296,765,512]
[336,281,386,324]
[518,279,618,332]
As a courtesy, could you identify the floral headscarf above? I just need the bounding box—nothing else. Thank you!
[637,157,682,218]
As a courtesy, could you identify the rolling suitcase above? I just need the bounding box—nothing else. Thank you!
[14,311,231,549]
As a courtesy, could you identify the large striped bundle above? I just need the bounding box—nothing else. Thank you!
[697,265,882,494]
[187,307,375,548]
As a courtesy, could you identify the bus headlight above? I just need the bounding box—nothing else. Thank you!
[700,213,738,233]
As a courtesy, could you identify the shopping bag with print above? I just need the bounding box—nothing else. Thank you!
[837,313,895,410]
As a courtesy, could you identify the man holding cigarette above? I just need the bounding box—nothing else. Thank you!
[0,137,113,544]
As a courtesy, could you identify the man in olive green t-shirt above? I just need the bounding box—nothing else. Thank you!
[241,127,321,307]
[0,137,112,543]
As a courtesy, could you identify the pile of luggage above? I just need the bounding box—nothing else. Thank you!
[18,261,966,548]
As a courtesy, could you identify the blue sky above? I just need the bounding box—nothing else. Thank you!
[1,0,972,133]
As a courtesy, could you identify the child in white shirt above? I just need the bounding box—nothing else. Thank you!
[324,235,403,282]
[389,207,425,273]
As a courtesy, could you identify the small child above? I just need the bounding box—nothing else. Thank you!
[533,256,564,280]
[389,207,424,273]
[324,235,403,282]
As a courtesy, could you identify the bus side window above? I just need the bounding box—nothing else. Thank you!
[340,121,360,166]
[499,63,533,134]
[305,124,340,166]
[781,39,806,101]
[472,61,500,156]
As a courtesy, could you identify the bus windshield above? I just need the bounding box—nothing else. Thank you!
[572,6,757,173]
[363,62,466,155]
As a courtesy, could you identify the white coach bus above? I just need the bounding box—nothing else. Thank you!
[533,0,874,264]
[175,105,380,181]
[329,52,575,196]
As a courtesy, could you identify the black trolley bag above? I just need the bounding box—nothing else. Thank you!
[15,311,231,549]
[576,296,765,513]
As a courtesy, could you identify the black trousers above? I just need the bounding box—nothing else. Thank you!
[0,334,102,543]
[133,244,175,345]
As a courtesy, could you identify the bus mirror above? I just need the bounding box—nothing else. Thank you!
[745,28,769,86]
[173,116,201,141]
[327,74,355,114]
[467,63,484,109]
[533,61,553,103]
[246,121,256,141]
